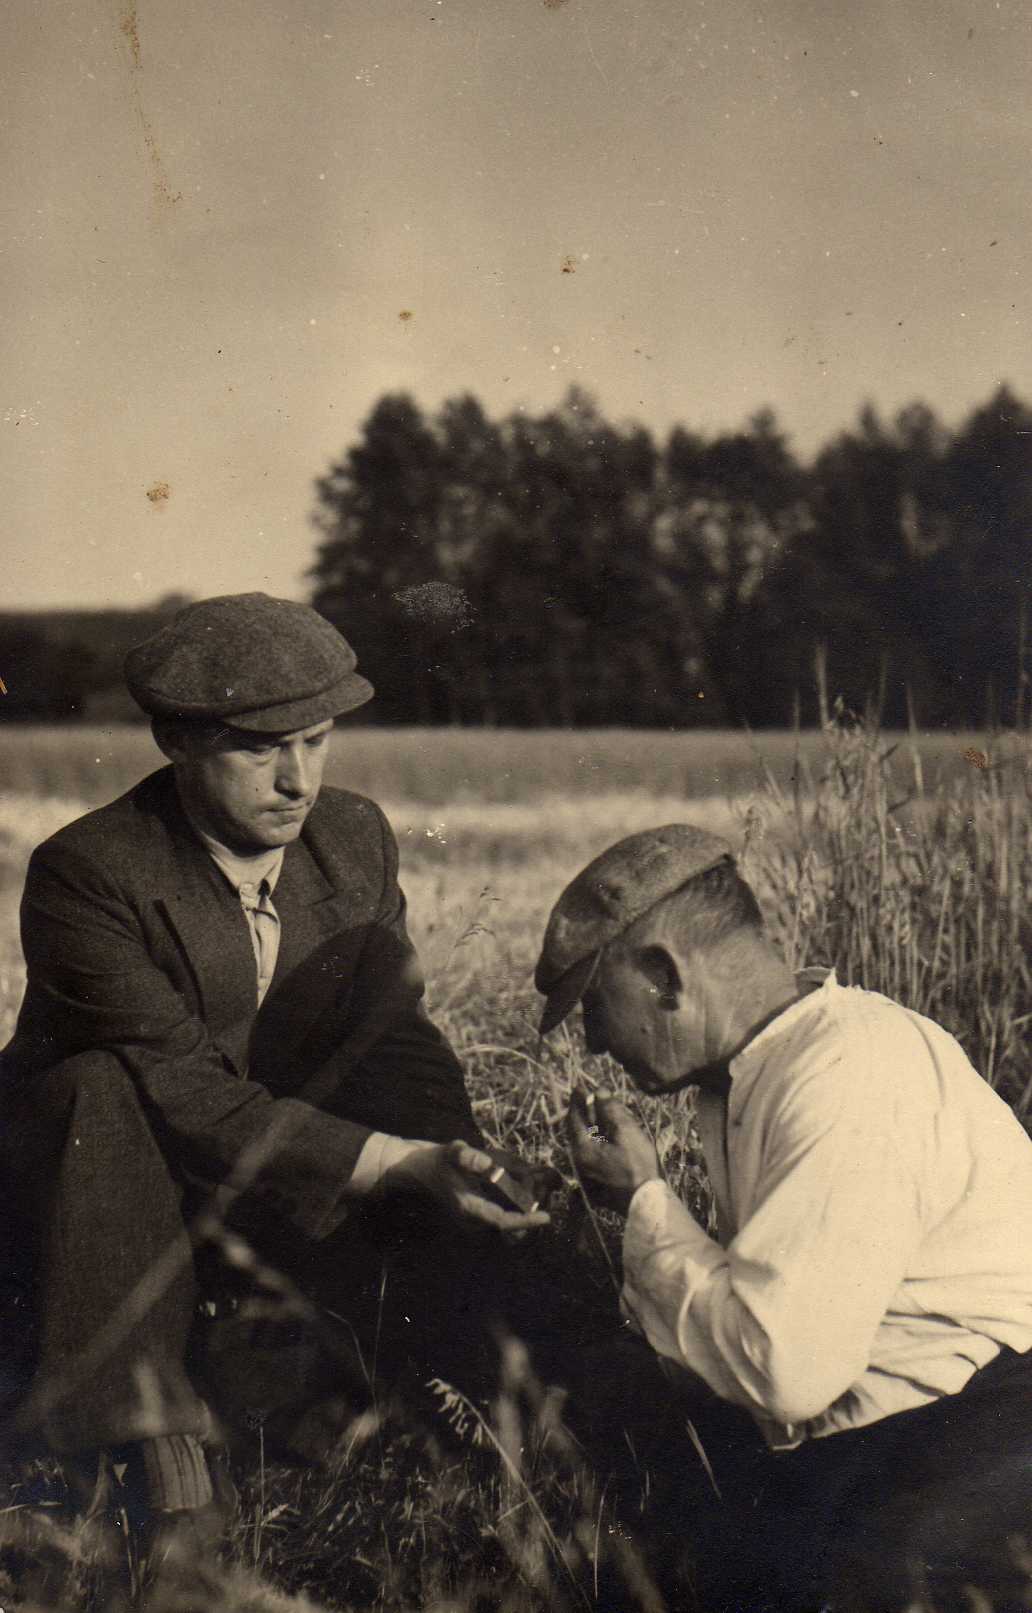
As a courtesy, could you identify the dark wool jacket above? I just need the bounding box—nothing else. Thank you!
[0,767,481,1238]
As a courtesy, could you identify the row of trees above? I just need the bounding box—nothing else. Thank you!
[4,386,1029,727]
[311,384,1032,728]
[0,597,193,723]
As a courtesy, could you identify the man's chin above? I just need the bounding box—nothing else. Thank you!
[228,814,309,852]
[630,1063,713,1096]
[258,817,307,846]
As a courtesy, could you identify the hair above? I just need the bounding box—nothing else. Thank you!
[151,715,234,756]
[621,857,764,958]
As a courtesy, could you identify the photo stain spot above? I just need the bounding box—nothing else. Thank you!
[121,3,141,68]
[963,746,989,771]
[560,255,577,274]
[119,3,181,206]
[394,582,475,634]
[146,481,171,506]
[543,0,570,9]
[398,310,414,322]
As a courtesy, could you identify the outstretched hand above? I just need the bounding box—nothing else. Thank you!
[382,1139,552,1233]
[565,1088,661,1216]
[484,1146,563,1211]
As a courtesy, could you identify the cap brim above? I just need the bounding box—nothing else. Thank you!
[538,950,601,1037]
[226,672,375,732]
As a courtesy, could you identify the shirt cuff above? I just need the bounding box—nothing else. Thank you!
[345,1132,436,1197]
[621,1179,725,1359]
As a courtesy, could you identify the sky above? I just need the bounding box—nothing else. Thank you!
[3,0,1031,608]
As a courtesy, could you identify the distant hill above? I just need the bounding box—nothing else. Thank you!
[0,596,193,722]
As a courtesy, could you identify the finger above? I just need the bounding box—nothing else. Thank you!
[456,1191,550,1232]
[570,1086,591,1118]
[448,1140,494,1176]
[566,1091,594,1139]
[595,1095,634,1132]
[565,1108,596,1165]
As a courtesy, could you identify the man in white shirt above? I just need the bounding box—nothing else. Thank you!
[536,824,1032,1611]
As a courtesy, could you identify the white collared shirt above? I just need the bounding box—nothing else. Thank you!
[192,830,285,1007]
[622,970,1032,1448]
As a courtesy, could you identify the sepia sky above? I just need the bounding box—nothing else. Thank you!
[4,0,1031,607]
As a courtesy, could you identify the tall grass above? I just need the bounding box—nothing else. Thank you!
[743,707,1032,1114]
[2,715,1032,1610]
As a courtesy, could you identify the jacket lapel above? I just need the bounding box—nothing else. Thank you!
[153,816,259,1070]
[142,770,378,1084]
[249,836,367,1077]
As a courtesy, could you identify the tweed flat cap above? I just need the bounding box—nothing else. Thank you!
[535,823,734,1035]
[125,593,374,731]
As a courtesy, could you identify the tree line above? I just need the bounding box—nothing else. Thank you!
[3,385,1030,727]
[311,383,1032,729]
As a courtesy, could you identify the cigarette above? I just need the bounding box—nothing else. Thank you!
[584,1092,598,1129]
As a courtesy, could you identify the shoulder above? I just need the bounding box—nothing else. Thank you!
[32,767,178,869]
[305,785,389,838]
[749,978,961,1132]
[302,786,396,866]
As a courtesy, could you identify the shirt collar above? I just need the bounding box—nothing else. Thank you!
[728,966,836,1084]
[189,821,286,898]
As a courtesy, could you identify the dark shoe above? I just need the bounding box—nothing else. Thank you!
[62,1436,232,1608]
[58,1448,138,1609]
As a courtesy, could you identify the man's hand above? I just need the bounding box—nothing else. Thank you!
[565,1089,661,1216]
[382,1140,551,1232]
[485,1147,564,1211]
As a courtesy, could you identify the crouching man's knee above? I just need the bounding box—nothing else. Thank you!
[34,1051,140,1123]
[5,1053,152,1205]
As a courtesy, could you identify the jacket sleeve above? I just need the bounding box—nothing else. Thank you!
[13,840,373,1239]
[300,804,484,1148]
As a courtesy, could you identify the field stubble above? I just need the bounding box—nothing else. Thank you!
[1,720,1031,1610]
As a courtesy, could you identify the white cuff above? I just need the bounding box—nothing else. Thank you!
[345,1132,436,1197]
[621,1179,724,1361]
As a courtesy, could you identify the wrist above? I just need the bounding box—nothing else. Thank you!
[624,1172,663,1215]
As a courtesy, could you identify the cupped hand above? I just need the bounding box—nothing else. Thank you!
[485,1146,564,1209]
[383,1139,552,1232]
[565,1088,661,1216]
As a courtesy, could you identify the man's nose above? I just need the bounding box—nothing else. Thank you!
[276,745,311,797]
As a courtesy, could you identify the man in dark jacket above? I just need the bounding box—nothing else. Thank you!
[1,592,545,1554]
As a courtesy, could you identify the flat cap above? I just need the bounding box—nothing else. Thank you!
[535,823,734,1036]
[125,592,374,731]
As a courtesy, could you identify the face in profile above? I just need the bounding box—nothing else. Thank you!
[168,719,334,853]
[581,942,712,1094]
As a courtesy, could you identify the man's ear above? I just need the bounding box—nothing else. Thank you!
[151,717,196,763]
[636,943,682,1008]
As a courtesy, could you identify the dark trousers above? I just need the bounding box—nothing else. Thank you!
[0,1053,540,1457]
[3,1054,209,1452]
[571,1334,1032,1612]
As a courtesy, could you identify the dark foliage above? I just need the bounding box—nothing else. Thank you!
[0,596,193,724]
[310,383,1032,729]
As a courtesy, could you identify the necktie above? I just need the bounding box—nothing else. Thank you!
[237,878,281,1006]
